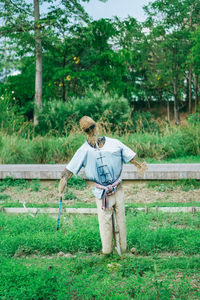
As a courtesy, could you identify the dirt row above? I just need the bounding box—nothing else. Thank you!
[3,181,200,205]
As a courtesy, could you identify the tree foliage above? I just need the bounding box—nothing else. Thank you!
[0,0,199,126]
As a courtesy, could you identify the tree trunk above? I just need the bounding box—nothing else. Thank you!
[3,38,8,83]
[3,2,8,83]
[194,74,199,112]
[188,68,192,114]
[34,0,42,126]
[173,81,180,124]
[167,100,170,122]
[62,55,66,101]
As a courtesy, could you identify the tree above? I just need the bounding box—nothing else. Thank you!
[191,26,200,111]
[144,0,200,121]
[0,0,107,124]
[34,0,42,126]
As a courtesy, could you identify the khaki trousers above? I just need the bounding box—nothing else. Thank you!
[96,185,127,254]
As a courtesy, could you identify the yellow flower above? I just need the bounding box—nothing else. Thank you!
[157,77,160,80]
[66,75,71,81]
[73,57,80,64]
[59,83,63,87]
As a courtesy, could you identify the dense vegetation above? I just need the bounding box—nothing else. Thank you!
[0,118,199,163]
[0,0,199,128]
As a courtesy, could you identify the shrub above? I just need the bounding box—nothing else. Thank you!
[36,100,75,136]
[35,89,131,136]
[187,113,200,125]
[131,111,160,133]
[180,124,200,156]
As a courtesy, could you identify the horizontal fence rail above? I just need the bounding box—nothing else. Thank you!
[0,164,200,180]
[1,207,200,215]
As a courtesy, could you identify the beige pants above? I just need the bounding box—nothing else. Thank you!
[96,185,127,254]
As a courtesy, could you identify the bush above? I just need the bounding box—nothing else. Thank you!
[0,89,28,135]
[180,123,200,156]
[187,113,200,125]
[131,111,160,133]
[36,100,75,136]
[35,89,131,136]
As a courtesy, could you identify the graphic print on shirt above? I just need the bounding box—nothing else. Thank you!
[96,150,113,185]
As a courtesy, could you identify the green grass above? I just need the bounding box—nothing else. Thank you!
[1,201,200,209]
[68,175,87,189]
[0,255,199,299]
[0,177,42,191]
[1,212,200,299]
[147,179,200,192]
[1,212,200,257]
[147,155,200,163]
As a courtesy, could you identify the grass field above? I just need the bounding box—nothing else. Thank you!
[0,177,200,299]
[0,212,200,299]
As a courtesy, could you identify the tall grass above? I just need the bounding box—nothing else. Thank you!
[0,133,85,164]
[1,125,199,163]
[0,115,199,164]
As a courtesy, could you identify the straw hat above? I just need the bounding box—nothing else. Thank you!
[80,116,96,132]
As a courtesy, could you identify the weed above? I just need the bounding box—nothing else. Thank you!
[0,186,6,192]
[29,179,41,192]
[64,190,78,200]
[0,177,29,190]
[68,176,86,190]
[0,193,10,200]
[147,180,200,192]
[176,179,200,191]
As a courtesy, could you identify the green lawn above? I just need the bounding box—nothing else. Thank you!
[1,255,200,299]
[1,212,200,299]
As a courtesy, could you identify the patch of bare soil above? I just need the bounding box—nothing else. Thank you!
[3,181,200,205]
[123,183,200,204]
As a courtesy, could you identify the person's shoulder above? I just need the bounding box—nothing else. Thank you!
[105,136,121,145]
[76,140,89,152]
[105,136,118,142]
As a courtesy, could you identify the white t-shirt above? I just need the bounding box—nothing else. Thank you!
[66,136,136,198]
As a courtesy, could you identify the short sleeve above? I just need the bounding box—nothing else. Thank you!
[66,144,87,175]
[118,140,136,163]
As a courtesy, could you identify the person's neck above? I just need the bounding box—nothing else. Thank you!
[87,134,98,147]
[87,134,105,148]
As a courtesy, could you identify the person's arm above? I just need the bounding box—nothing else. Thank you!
[58,168,73,197]
[118,139,148,177]
[130,157,148,177]
[58,143,87,197]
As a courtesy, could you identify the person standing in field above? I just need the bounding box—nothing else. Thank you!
[59,116,147,255]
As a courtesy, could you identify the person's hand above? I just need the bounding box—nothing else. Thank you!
[58,169,73,197]
[136,161,148,177]
[58,177,67,198]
